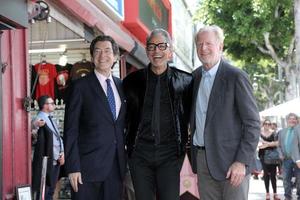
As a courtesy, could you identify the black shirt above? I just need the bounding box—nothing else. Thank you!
[138,68,175,145]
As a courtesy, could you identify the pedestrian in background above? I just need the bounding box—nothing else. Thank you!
[278,113,300,200]
[32,95,64,200]
[189,25,260,200]
[258,119,280,200]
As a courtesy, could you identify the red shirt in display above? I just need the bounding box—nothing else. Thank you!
[34,62,57,99]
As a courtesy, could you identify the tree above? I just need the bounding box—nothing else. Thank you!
[194,0,299,108]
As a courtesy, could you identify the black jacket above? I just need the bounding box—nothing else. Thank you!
[64,72,127,182]
[32,124,54,192]
[123,65,192,156]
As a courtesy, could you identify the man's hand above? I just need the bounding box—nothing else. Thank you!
[226,161,246,187]
[68,172,83,192]
[34,119,46,127]
[58,153,65,166]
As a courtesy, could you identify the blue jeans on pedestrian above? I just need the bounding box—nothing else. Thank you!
[282,159,300,200]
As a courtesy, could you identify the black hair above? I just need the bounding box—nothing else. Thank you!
[37,95,51,110]
[89,35,119,58]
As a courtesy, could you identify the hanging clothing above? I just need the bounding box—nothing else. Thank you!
[70,60,94,81]
[33,62,57,99]
[55,63,72,101]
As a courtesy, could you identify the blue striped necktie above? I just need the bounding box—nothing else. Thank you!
[106,79,116,120]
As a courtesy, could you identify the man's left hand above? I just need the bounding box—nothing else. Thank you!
[226,161,246,187]
[58,153,65,166]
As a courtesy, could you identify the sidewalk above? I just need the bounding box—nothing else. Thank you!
[248,176,298,200]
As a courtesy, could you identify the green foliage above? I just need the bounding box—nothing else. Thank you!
[194,0,294,60]
[193,0,294,109]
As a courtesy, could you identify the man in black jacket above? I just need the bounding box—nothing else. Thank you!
[123,28,192,200]
[32,95,64,200]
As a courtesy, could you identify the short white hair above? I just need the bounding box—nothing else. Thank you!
[195,25,225,43]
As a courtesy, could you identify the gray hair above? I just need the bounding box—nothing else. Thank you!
[195,25,225,43]
[286,113,299,120]
[146,28,173,48]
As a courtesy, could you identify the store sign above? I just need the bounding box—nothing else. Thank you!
[139,0,169,30]
[103,0,124,19]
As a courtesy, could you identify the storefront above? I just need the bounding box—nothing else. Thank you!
[0,0,150,199]
[0,0,30,199]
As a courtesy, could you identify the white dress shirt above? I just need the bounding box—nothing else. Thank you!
[94,70,121,118]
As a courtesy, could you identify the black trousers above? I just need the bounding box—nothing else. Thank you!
[129,142,183,200]
[261,161,277,193]
[71,155,122,200]
[35,164,60,200]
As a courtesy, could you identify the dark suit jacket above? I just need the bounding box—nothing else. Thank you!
[32,124,54,191]
[190,59,260,181]
[64,72,127,182]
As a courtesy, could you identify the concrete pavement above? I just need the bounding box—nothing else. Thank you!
[248,176,298,200]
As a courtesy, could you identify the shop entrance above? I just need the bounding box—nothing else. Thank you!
[29,16,93,200]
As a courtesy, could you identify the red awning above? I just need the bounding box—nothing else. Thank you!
[57,0,135,52]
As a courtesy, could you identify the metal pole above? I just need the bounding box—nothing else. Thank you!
[39,156,48,200]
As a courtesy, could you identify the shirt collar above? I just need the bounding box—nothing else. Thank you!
[40,111,51,118]
[94,69,113,83]
[202,60,220,77]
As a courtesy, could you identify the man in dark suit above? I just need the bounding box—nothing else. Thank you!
[190,25,260,200]
[64,35,126,200]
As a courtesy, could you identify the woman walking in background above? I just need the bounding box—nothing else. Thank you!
[259,119,281,200]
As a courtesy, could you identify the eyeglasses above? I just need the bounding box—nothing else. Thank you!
[264,123,271,126]
[146,43,169,51]
[45,102,55,105]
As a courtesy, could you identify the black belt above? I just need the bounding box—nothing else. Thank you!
[196,146,205,150]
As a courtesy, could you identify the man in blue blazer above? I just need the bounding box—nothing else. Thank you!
[190,25,260,200]
[64,35,126,200]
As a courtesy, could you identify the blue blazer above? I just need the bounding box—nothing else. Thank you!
[64,72,127,182]
[190,59,260,181]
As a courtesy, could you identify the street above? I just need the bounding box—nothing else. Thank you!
[248,176,298,200]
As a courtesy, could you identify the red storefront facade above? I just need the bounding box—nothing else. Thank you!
[0,0,172,199]
[123,0,172,44]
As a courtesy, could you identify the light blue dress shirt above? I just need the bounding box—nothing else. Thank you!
[34,111,64,162]
[193,61,220,147]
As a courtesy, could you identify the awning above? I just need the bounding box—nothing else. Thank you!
[259,98,300,117]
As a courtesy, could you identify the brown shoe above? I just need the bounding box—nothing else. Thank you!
[266,193,270,200]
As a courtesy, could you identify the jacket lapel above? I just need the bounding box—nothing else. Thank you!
[190,67,202,134]
[88,72,114,120]
[113,76,126,121]
[205,60,226,125]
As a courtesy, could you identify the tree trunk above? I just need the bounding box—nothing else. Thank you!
[294,0,300,97]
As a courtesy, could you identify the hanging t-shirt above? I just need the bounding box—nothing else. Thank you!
[34,62,57,99]
[70,60,94,81]
[55,63,72,101]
